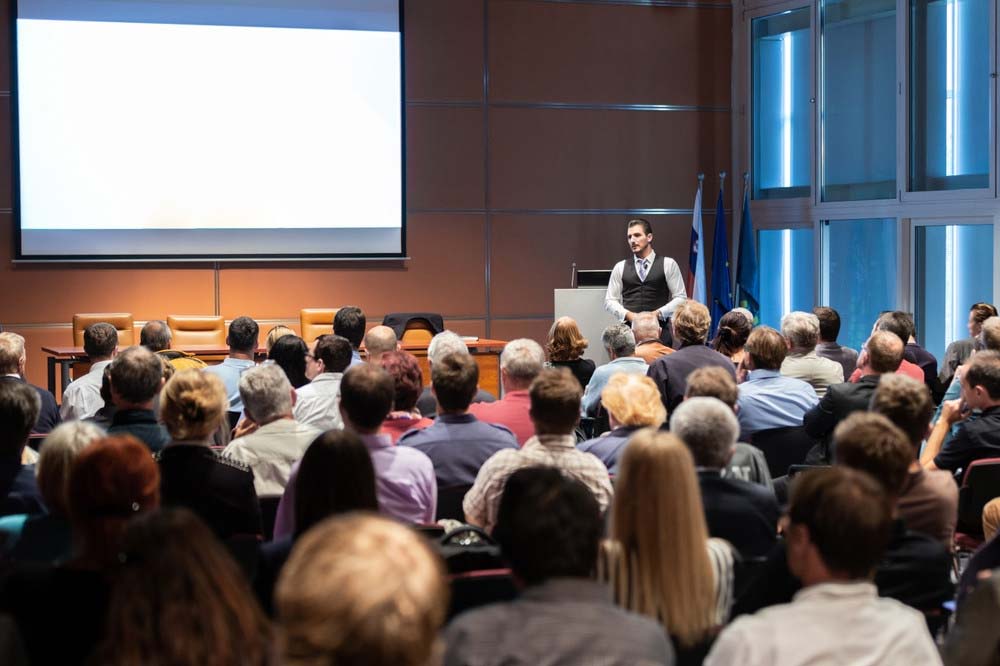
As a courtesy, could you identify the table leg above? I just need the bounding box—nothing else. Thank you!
[47,357,56,395]
[60,360,74,394]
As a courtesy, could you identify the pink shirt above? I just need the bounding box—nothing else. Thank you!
[849,359,924,384]
[468,390,534,446]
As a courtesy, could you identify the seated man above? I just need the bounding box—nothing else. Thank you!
[292,334,353,431]
[464,369,613,533]
[940,302,998,387]
[60,322,118,421]
[223,364,321,497]
[647,300,736,413]
[736,326,818,438]
[363,325,398,364]
[670,397,779,557]
[445,467,674,666]
[707,466,941,666]
[0,381,44,516]
[848,312,925,384]
[106,346,170,452]
[0,332,59,434]
[813,306,858,383]
[779,311,843,398]
[333,306,366,368]
[415,331,495,416]
[204,315,258,414]
[469,339,546,444]
[399,352,517,489]
[580,324,648,417]
[140,320,206,371]
[631,312,673,365]
[578,373,665,473]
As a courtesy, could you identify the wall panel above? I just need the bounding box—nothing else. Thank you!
[407,106,486,210]
[405,0,484,101]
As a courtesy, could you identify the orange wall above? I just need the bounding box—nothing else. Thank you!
[0,0,733,393]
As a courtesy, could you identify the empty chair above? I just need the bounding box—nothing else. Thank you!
[382,313,445,344]
[166,315,226,347]
[72,313,134,347]
[956,457,1000,538]
[300,308,339,344]
[748,426,816,478]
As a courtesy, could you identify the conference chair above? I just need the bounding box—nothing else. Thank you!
[436,483,473,522]
[747,426,816,477]
[300,308,339,344]
[382,313,445,343]
[166,315,226,347]
[956,457,1000,539]
[71,313,135,347]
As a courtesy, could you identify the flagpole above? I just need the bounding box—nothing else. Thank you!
[735,172,750,305]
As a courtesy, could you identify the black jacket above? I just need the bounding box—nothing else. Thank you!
[0,376,60,435]
[698,469,779,558]
[647,344,736,413]
[803,374,881,463]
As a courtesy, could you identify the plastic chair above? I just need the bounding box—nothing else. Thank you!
[748,426,817,477]
[300,308,339,344]
[166,315,225,347]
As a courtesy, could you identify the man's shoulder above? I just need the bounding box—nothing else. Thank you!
[704,473,777,505]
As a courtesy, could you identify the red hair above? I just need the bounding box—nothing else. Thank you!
[379,351,424,412]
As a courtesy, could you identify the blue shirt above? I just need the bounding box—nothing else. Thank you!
[204,357,256,413]
[577,426,640,474]
[737,369,819,435]
[398,413,518,488]
[581,356,649,416]
[349,350,365,368]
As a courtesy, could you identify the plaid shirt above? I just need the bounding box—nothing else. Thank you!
[463,434,613,532]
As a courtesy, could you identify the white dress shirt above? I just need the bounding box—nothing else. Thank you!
[222,417,321,496]
[292,372,344,432]
[604,250,687,322]
[59,360,112,421]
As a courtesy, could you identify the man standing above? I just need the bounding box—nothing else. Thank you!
[605,218,686,347]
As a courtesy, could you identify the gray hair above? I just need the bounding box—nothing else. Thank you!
[602,324,636,357]
[140,320,173,352]
[631,313,661,342]
[37,421,104,514]
[669,396,739,469]
[732,307,754,325]
[781,311,821,349]
[0,332,26,375]
[427,330,469,365]
[239,363,293,425]
[500,338,546,382]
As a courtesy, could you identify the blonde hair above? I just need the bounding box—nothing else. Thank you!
[672,301,711,345]
[599,429,717,647]
[159,371,227,441]
[546,317,588,362]
[0,332,26,374]
[600,374,666,428]
[276,513,448,666]
[37,421,104,516]
[265,325,295,353]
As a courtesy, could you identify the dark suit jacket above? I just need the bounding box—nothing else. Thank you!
[802,374,881,462]
[698,470,779,558]
[647,344,736,413]
[0,376,60,435]
[0,461,44,517]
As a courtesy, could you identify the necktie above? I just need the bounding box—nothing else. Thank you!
[638,258,649,281]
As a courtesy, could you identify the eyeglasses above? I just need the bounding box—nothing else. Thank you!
[305,353,316,361]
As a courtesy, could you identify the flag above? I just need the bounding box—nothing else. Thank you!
[735,185,760,322]
[687,183,707,304]
[709,186,732,337]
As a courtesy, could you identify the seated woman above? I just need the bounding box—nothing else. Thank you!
[264,324,295,354]
[546,316,595,390]
[577,373,666,473]
[379,351,433,442]
[268,335,309,389]
[598,429,735,664]
[711,310,752,368]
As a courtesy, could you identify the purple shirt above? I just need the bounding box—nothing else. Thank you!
[272,432,437,538]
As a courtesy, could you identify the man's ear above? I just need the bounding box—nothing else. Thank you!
[289,387,297,407]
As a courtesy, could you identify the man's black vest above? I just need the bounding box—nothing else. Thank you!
[622,255,670,313]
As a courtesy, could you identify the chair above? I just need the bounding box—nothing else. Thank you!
[400,318,436,344]
[300,308,339,344]
[258,496,281,542]
[381,313,445,343]
[436,483,473,521]
[956,457,1000,537]
[448,568,518,620]
[166,315,226,347]
[71,313,135,347]
[748,426,816,478]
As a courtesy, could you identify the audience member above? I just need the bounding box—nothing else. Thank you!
[779,311,844,398]
[204,315,259,413]
[105,346,170,452]
[0,381,43,517]
[581,324,648,416]
[577,373,666,473]
[934,315,1000,423]
[706,467,941,666]
[378,350,433,442]
[293,334,352,431]
[140,320,206,370]
[711,309,752,367]
[84,367,116,430]
[277,514,448,666]
[469,338,546,443]
[223,364,320,496]
[447,467,674,666]
[599,430,735,660]
[803,330,904,463]
[894,311,940,393]
[871,374,957,546]
[464,368,613,532]
[0,332,59,434]
[400,352,517,488]
[942,569,1000,666]
[648,301,736,413]
[546,316,597,388]
[848,312,925,384]
[333,305,366,367]
[631,312,674,365]
[363,325,398,364]
[264,324,294,353]
[813,306,858,382]
[736,326,818,437]
[156,371,261,540]
[940,301,998,387]
[61,322,119,420]
[267,334,309,389]
[416,331,496,415]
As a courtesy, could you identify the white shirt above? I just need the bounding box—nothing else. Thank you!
[222,418,321,496]
[59,360,112,421]
[604,250,687,322]
[705,582,942,666]
[292,372,344,432]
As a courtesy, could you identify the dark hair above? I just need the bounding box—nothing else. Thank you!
[964,350,1000,400]
[98,508,271,666]
[813,307,841,342]
[744,326,787,371]
[627,218,652,235]
[866,331,904,373]
[268,335,309,389]
[334,307,366,349]
[875,311,913,345]
[431,352,478,412]
[140,320,171,352]
[711,311,752,357]
[109,346,163,404]
[314,334,353,374]
[339,364,395,431]
[227,316,259,353]
[971,302,999,325]
[788,467,892,579]
[0,380,40,457]
[529,368,582,435]
[493,467,601,585]
[379,351,424,413]
[870,374,933,450]
[84,322,118,358]
[294,431,378,538]
[833,412,912,496]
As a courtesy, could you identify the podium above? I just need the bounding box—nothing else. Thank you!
[554,287,618,367]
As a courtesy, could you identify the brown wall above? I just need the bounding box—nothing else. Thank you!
[0,0,732,393]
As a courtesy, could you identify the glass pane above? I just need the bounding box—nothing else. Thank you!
[909,0,990,192]
[752,8,811,200]
[821,0,896,201]
[824,218,898,351]
[758,228,816,329]
[915,223,993,359]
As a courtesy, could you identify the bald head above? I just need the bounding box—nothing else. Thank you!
[865,330,904,374]
[631,312,661,343]
[364,326,398,364]
[140,320,172,352]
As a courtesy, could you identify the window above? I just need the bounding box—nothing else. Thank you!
[758,228,815,329]
[752,8,811,200]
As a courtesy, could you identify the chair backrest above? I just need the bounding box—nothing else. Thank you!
[72,313,135,347]
[436,483,473,521]
[300,308,339,344]
[400,319,436,344]
[957,457,1000,536]
[748,426,816,478]
[448,568,518,620]
[258,495,281,542]
[166,315,226,347]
